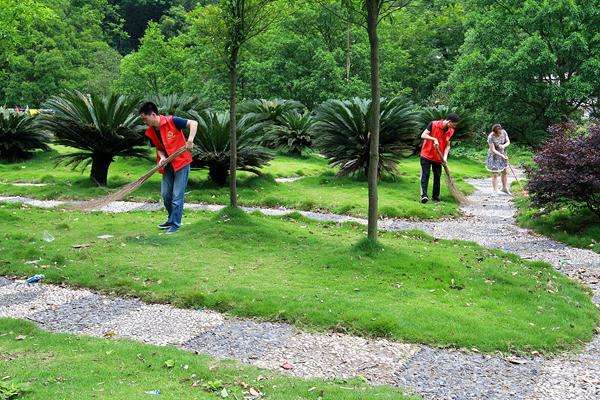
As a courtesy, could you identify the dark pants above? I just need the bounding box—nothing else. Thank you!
[420,156,442,199]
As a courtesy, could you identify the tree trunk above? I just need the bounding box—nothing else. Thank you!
[90,154,112,187]
[366,0,380,241]
[345,20,352,81]
[228,47,240,207]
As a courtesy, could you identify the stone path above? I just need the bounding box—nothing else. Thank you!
[1,174,599,399]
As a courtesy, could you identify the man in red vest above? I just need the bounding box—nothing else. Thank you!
[419,113,459,203]
[139,102,198,234]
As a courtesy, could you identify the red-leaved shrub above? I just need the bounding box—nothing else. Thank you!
[526,122,600,217]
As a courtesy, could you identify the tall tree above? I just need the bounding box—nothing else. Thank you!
[321,0,411,241]
[192,1,280,206]
[446,0,600,140]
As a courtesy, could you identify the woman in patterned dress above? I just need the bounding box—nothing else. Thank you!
[486,124,511,195]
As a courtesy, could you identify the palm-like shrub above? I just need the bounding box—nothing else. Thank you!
[419,106,474,142]
[263,111,316,156]
[189,110,274,185]
[150,94,208,118]
[0,107,50,162]
[41,91,147,186]
[315,97,419,178]
[238,99,305,121]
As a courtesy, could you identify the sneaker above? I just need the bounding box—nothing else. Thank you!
[500,188,512,196]
[432,197,441,203]
[157,222,172,230]
[421,195,429,204]
[165,226,179,235]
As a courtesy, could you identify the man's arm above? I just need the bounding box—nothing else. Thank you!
[185,119,198,149]
[421,129,439,146]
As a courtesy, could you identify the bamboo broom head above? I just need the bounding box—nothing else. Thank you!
[67,147,189,212]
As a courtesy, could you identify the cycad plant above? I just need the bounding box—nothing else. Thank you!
[316,97,419,178]
[263,111,316,156]
[238,99,305,122]
[150,94,208,118]
[419,106,474,141]
[189,110,273,185]
[41,91,147,186]
[0,107,50,162]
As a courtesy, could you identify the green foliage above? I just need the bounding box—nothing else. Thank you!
[262,111,317,156]
[316,97,419,178]
[446,0,600,142]
[117,23,187,97]
[0,109,50,162]
[40,91,147,186]
[189,110,274,185]
[0,0,121,106]
[149,93,208,117]
[239,99,305,122]
[420,105,475,141]
[0,380,28,400]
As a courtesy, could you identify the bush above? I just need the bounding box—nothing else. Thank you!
[149,93,208,118]
[315,97,419,178]
[0,107,50,162]
[189,110,274,185]
[419,105,475,143]
[239,99,306,148]
[526,122,600,217]
[41,91,148,186]
[262,110,316,156]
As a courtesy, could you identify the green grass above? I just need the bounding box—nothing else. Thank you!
[0,318,415,400]
[0,146,487,219]
[514,186,600,254]
[0,203,597,353]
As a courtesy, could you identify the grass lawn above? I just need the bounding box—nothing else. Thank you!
[0,203,597,354]
[0,146,487,219]
[514,187,600,254]
[0,319,414,400]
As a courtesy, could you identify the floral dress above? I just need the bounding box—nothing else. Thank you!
[486,130,508,172]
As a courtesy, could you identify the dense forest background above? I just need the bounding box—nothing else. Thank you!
[1,0,598,142]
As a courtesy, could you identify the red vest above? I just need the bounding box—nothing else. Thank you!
[145,115,192,174]
[420,120,454,164]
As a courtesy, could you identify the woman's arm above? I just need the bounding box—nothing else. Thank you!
[489,140,507,159]
[502,131,510,149]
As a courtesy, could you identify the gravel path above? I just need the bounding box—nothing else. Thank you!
[1,173,599,399]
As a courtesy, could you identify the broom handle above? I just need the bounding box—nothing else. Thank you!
[134,146,189,183]
[434,146,447,166]
[508,163,519,183]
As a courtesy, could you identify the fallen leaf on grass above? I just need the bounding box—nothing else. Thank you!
[15,335,26,341]
[164,359,175,369]
[97,235,114,240]
[249,387,261,397]
[103,331,117,338]
[72,243,91,249]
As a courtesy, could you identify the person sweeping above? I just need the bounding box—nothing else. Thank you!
[486,123,511,196]
[419,113,459,203]
[139,102,198,234]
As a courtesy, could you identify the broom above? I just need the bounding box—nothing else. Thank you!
[434,146,469,205]
[69,146,189,211]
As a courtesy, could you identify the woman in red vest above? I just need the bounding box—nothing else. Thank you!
[419,113,459,203]
[139,102,197,234]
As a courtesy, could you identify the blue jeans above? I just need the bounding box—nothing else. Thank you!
[161,164,190,229]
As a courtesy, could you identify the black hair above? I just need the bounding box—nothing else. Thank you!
[139,102,159,115]
[446,113,460,123]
